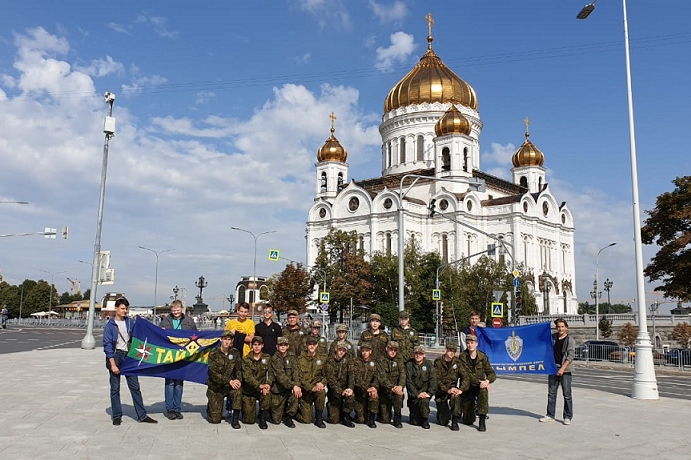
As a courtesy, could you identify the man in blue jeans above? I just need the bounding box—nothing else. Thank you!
[160,300,197,420]
[103,297,157,425]
[540,318,575,425]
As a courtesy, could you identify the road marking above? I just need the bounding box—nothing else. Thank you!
[35,340,82,351]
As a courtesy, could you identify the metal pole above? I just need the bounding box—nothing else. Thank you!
[231,227,276,308]
[595,243,615,340]
[138,246,173,317]
[82,93,115,350]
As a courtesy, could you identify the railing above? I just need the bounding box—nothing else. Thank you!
[7,317,108,328]
[520,313,691,326]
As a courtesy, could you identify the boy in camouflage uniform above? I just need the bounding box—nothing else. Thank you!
[405,345,437,429]
[296,335,327,428]
[240,336,273,429]
[377,341,406,428]
[282,310,308,354]
[304,320,328,357]
[325,341,356,427]
[391,310,419,363]
[459,334,496,432]
[358,313,389,360]
[269,336,299,428]
[434,343,469,430]
[353,342,379,428]
[206,331,243,427]
[328,324,355,359]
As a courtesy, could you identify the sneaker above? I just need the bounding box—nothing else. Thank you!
[140,416,158,424]
[174,411,184,420]
[539,416,555,423]
[563,418,571,425]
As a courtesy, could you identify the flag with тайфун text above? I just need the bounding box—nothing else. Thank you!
[119,317,223,384]
[476,322,557,374]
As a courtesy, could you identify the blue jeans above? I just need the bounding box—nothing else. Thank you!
[547,373,573,420]
[109,351,147,421]
[165,378,184,412]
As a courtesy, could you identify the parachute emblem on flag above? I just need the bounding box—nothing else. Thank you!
[504,330,524,362]
[168,335,220,354]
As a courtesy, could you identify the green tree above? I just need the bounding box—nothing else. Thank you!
[266,263,313,317]
[671,322,691,348]
[599,315,613,338]
[641,176,691,301]
[618,322,638,347]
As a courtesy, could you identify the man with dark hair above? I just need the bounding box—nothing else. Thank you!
[225,302,255,357]
[103,297,157,425]
[459,334,496,432]
[206,330,242,427]
[359,313,389,360]
[460,310,482,351]
[540,318,575,425]
[255,304,282,356]
[160,299,197,420]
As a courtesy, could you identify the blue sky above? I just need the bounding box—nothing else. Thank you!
[0,1,689,314]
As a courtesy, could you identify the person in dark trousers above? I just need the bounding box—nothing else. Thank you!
[459,334,496,432]
[160,300,197,420]
[540,318,575,425]
[103,297,157,426]
[255,304,282,356]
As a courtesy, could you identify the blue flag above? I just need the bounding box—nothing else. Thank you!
[476,322,557,374]
[120,317,223,384]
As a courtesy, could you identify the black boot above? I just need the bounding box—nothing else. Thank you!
[341,412,355,428]
[258,410,268,430]
[421,417,430,429]
[230,410,241,429]
[393,412,402,429]
[450,417,460,431]
[314,410,326,429]
[478,415,487,432]
[367,412,377,428]
[283,414,295,428]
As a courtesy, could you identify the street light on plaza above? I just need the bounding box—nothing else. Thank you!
[604,278,614,311]
[595,243,616,340]
[138,246,174,317]
[578,0,658,399]
[39,269,65,312]
[230,227,277,306]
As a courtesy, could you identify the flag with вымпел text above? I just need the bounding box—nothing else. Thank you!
[119,317,223,384]
[477,322,557,374]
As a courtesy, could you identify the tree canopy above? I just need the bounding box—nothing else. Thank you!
[642,176,691,301]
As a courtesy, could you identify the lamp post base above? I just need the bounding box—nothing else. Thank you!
[81,334,96,350]
[632,332,659,400]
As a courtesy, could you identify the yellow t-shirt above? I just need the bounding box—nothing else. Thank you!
[225,318,256,356]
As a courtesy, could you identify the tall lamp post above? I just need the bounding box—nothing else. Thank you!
[578,0,658,399]
[595,243,616,340]
[231,227,276,307]
[138,246,174,317]
[82,92,116,350]
[39,269,65,312]
[604,278,614,312]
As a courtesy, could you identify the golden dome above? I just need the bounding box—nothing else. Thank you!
[512,118,544,167]
[435,104,471,136]
[317,112,347,163]
[384,35,478,113]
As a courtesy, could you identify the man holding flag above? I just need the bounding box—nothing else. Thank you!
[539,318,575,425]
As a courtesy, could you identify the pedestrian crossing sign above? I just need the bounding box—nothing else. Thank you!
[491,302,503,318]
[268,249,280,261]
[432,289,441,301]
[320,292,330,304]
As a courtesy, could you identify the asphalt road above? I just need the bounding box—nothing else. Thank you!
[0,326,103,354]
[501,365,691,400]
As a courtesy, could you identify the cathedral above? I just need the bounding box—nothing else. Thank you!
[305,19,577,315]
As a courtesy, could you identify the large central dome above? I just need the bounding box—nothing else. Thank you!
[384,35,478,113]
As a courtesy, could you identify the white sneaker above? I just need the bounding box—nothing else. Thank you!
[539,416,555,423]
[563,418,571,425]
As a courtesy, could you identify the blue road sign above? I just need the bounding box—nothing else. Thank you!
[432,289,441,301]
[269,249,280,261]
[491,302,504,318]
[320,292,330,304]
[321,303,329,311]
[513,278,520,287]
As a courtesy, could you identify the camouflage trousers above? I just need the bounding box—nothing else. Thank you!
[407,396,431,425]
[206,387,241,424]
[462,385,489,424]
[297,389,325,424]
[378,388,403,423]
[241,390,271,425]
[353,389,379,423]
[326,390,355,423]
[270,390,298,424]
[434,393,461,426]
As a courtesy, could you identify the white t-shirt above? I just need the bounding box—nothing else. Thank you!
[115,319,130,352]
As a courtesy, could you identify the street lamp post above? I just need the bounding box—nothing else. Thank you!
[231,227,277,308]
[578,0,658,399]
[138,246,174,317]
[82,92,116,350]
[604,278,614,311]
[39,269,65,313]
[595,243,616,340]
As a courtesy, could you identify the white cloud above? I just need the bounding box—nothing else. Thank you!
[295,0,351,30]
[121,74,168,97]
[194,91,216,105]
[105,22,130,35]
[482,142,515,167]
[75,56,125,78]
[369,0,408,23]
[290,53,311,64]
[375,31,415,72]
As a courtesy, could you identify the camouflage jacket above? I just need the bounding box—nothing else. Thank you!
[282,325,308,355]
[377,354,406,390]
[270,350,298,394]
[391,326,419,363]
[241,352,273,395]
[325,354,355,395]
[433,356,470,394]
[353,356,379,392]
[358,330,389,361]
[458,349,497,387]
[327,338,356,359]
[206,346,242,393]
[405,358,437,398]
[296,352,327,390]
[303,334,328,357]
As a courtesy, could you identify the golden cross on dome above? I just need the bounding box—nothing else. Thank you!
[524,116,530,137]
[329,112,337,132]
[425,12,434,37]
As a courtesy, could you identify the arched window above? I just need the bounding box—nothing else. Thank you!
[238,285,246,304]
[442,147,451,171]
[337,173,344,191]
[417,135,424,161]
[442,234,449,263]
[538,177,543,190]
[386,232,392,256]
[463,147,469,172]
[320,172,327,193]
[387,142,392,168]
[399,138,406,164]
[520,176,528,188]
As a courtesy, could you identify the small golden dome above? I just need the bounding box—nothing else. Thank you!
[384,34,477,113]
[512,118,544,167]
[317,112,347,163]
[435,104,471,136]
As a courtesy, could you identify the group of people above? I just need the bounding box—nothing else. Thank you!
[104,299,575,430]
